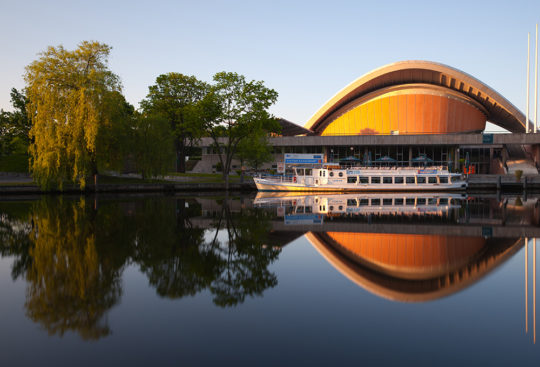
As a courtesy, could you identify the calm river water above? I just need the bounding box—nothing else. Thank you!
[1,192,540,366]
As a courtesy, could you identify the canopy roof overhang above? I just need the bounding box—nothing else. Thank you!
[304,60,527,134]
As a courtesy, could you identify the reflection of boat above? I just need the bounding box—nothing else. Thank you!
[306,232,523,302]
[254,166,467,191]
[254,192,465,218]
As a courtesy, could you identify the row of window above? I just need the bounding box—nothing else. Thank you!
[292,197,455,214]
[344,176,454,184]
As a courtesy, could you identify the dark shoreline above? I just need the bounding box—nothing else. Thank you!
[2,174,540,195]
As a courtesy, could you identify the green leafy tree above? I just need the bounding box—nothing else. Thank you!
[141,73,208,173]
[132,113,175,179]
[203,72,279,189]
[25,41,123,189]
[236,131,274,172]
[0,88,31,156]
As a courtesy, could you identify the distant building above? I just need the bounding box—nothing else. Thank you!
[195,61,540,174]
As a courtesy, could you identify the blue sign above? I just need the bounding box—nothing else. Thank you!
[284,154,323,164]
[418,169,437,174]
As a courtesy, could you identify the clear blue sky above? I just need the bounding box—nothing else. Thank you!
[1,0,539,131]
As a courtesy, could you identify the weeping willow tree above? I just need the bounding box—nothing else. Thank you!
[25,41,123,189]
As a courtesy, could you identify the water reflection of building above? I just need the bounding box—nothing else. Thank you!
[252,193,540,302]
[306,232,522,302]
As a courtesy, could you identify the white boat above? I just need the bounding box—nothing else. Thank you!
[254,166,467,192]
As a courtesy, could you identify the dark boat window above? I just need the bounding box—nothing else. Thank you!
[359,199,369,206]
[305,169,312,176]
[406,198,415,205]
[428,176,437,184]
[297,168,304,176]
[338,206,343,210]
[305,206,313,213]
[383,177,392,184]
[394,176,404,184]
[383,198,392,205]
[406,177,415,184]
[359,176,369,184]
[338,172,344,177]
[371,177,381,184]
[394,198,404,205]
[428,198,437,205]
[347,176,357,183]
[417,176,426,184]
[439,198,448,205]
[452,176,460,182]
[329,171,334,177]
[329,205,334,211]
[347,199,357,206]
[417,198,426,205]
[439,176,448,184]
[371,199,380,205]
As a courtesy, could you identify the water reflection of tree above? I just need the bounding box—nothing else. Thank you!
[1,197,129,339]
[0,202,34,279]
[0,195,281,340]
[210,201,280,307]
[134,198,222,298]
[136,198,281,307]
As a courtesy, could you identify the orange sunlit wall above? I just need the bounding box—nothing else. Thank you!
[320,90,486,135]
[326,232,486,278]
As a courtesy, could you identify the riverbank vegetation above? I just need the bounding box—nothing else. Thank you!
[0,40,279,190]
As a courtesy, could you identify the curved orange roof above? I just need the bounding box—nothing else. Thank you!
[305,60,526,133]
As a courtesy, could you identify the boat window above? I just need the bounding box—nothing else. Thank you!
[394,198,404,205]
[383,198,392,205]
[305,206,313,213]
[405,198,415,205]
[359,176,369,184]
[329,171,334,177]
[452,176,460,182]
[371,199,381,205]
[338,172,344,177]
[338,205,343,210]
[296,206,305,213]
[428,176,437,184]
[297,168,304,176]
[371,177,381,184]
[406,177,415,184]
[347,199,357,206]
[417,176,426,184]
[439,176,448,184]
[439,198,448,205]
[417,198,426,205]
[305,169,312,176]
[347,176,357,184]
[428,198,437,205]
[383,177,392,184]
[394,176,404,184]
[329,205,334,211]
[359,199,369,206]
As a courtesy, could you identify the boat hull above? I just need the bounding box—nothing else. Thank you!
[254,178,467,192]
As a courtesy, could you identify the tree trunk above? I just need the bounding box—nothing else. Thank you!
[176,139,186,173]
